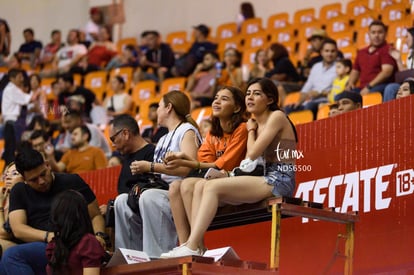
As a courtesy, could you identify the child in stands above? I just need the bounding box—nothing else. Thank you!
[328,59,352,103]
[46,190,104,275]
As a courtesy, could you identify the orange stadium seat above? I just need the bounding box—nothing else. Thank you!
[319,2,343,21]
[191,106,213,125]
[269,26,295,44]
[381,3,408,25]
[0,67,8,79]
[215,22,238,40]
[353,11,377,29]
[331,30,355,49]
[338,45,357,60]
[107,67,134,99]
[159,77,187,95]
[136,98,160,122]
[355,29,370,48]
[288,110,314,125]
[293,8,316,25]
[267,12,290,31]
[325,15,350,35]
[116,37,137,53]
[296,21,322,41]
[316,104,330,120]
[363,92,383,108]
[217,36,243,54]
[372,0,396,14]
[346,0,371,20]
[241,47,261,68]
[166,31,189,53]
[283,91,301,107]
[131,80,157,111]
[73,73,82,86]
[84,71,108,102]
[40,77,57,101]
[241,31,269,51]
[240,18,263,35]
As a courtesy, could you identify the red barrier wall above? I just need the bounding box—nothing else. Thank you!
[81,95,414,274]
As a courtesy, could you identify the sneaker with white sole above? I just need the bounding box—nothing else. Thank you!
[160,245,201,258]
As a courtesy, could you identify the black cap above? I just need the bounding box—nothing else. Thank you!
[335,91,363,104]
[193,24,209,37]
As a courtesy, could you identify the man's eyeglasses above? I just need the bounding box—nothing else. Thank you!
[110,128,125,143]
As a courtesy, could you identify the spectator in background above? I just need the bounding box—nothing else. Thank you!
[45,125,107,173]
[217,47,243,88]
[141,103,168,144]
[336,91,363,114]
[396,78,414,99]
[106,44,139,71]
[383,27,414,101]
[1,69,40,165]
[301,29,327,78]
[103,76,133,119]
[41,29,87,77]
[286,39,338,117]
[199,119,212,139]
[27,74,47,124]
[138,31,175,83]
[107,155,122,167]
[84,7,104,42]
[236,2,256,32]
[39,30,64,68]
[328,103,340,117]
[86,26,117,70]
[265,43,302,101]
[57,74,97,119]
[249,48,271,80]
[186,51,220,109]
[346,21,398,96]
[55,110,111,157]
[17,28,43,67]
[0,19,11,66]
[174,25,217,77]
[327,58,352,103]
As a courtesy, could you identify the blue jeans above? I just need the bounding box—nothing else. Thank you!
[0,242,47,275]
[351,83,388,95]
[383,83,400,102]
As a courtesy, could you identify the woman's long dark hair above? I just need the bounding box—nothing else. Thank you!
[48,190,94,274]
[210,86,246,137]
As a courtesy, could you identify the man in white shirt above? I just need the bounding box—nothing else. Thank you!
[286,38,338,118]
[1,68,40,164]
[40,29,87,77]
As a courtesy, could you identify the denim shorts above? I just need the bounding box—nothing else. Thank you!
[264,163,295,197]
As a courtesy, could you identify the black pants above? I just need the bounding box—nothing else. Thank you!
[2,120,16,167]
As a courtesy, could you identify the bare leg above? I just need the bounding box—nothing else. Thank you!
[180,178,200,228]
[190,179,206,227]
[186,176,273,250]
[168,180,189,244]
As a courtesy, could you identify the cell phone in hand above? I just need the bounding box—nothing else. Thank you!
[204,168,227,180]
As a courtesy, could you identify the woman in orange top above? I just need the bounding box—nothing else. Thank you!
[164,86,247,245]
[218,48,243,89]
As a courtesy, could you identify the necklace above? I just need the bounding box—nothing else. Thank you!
[154,122,183,162]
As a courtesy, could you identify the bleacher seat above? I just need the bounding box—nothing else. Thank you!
[131,80,157,112]
[159,77,187,95]
[84,71,108,102]
[316,104,330,120]
[266,12,290,31]
[215,22,238,40]
[191,106,212,125]
[293,8,316,25]
[319,2,343,21]
[116,37,137,53]
[288,110,314,125]
[240,18,263,35]
[283,91,301,107]
[363,92,383,108]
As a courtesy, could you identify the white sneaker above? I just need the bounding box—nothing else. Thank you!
[160,245,201,258]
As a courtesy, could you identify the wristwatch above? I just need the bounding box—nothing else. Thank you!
[95,231,112,248]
